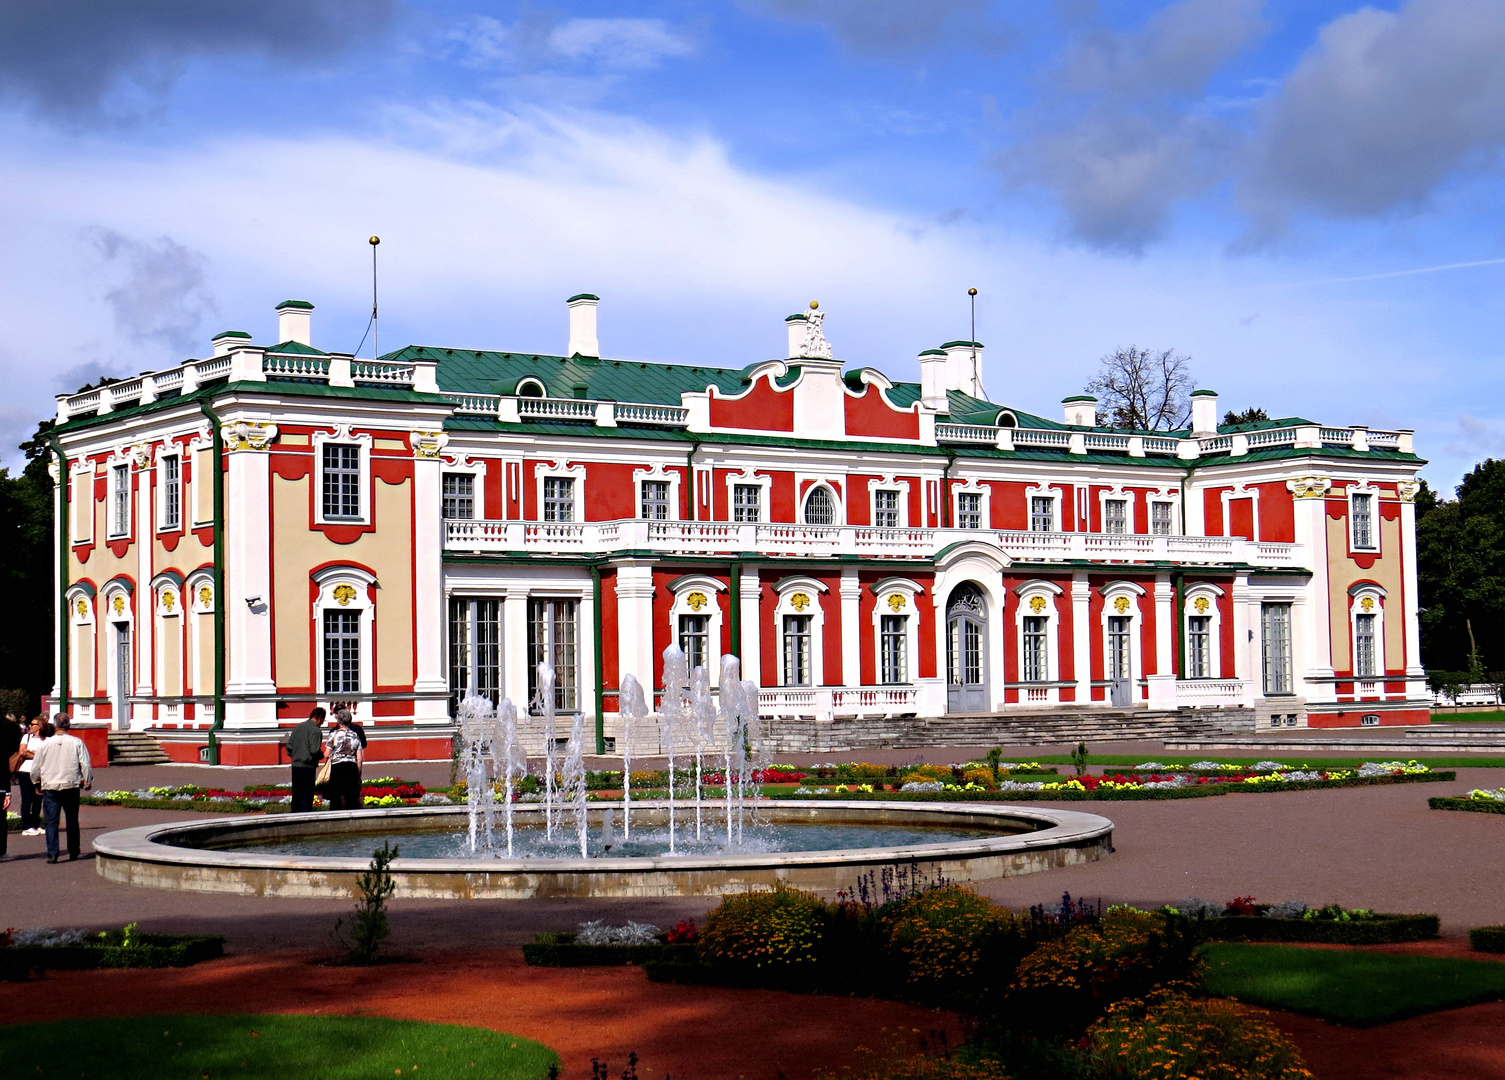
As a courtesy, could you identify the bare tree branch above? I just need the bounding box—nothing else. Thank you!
[1084,346,1194,430]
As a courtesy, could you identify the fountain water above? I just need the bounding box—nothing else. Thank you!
[496,697,524,856]
[690,665,714,839]
[618,673,648,840]
[457,694,497,855]
[660,646,689,855]
[536,662,557,839]
[561,708,589,857]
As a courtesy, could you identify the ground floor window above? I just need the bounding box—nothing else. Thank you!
[1187,615,1211,678]
[782,614,812,686]
[323,609,361,694]
[679,613,710,673]
[1107,615,1131,681]
[1262,603,1292,695]
[1355,612,1377,677]
[879,614,907,684]
[1022,615,1047,682]
[528,598,578,711]
[449,597,501,709]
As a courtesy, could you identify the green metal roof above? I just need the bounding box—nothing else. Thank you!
[275,300,314,310]
[265,341,328,356]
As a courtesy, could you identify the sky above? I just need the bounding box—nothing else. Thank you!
[2,0,1504,490]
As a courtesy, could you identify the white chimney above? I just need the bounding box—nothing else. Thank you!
[941,340,986,400]
[212,330,251,356]
[1062,395,1097,427]
[784,313,808,359]
[276,300,313,346]
[567,294,599,357]
[1190,389,1219,435]
[919,349,948,411]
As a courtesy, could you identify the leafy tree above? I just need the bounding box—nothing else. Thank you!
[1085,346,1194,430]
[1417,462,1505,673]
[1222,407,1269,426]
[0,419,57,711]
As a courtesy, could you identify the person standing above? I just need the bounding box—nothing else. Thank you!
[0,713,19,861]
[16,717,46,834]
[324,710,364,811]
[286,707,325,814]
[32,714,92,863]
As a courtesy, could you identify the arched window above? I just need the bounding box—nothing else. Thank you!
[516,378,546,398]
[803,485,835,525]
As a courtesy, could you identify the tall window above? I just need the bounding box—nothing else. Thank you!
[1107,616,1132,680]
[449,598,501,709]
[1261,603,1292,695]
[162,456,181,530]
[323,609,361,694]
[641,480,671,520]
[322,444,361,520]
[733,484,762,522]
[1022,616,1048,682]
[1151,502,1173,536]
[542,477,575,522]
[956,492,982,530]
[1030,496,1054,532]
[1355,613,1377,677]
[527,598,578,711]
[1187,615,1212,678]
[880,615,907,683]
[873,490,900,528]
[782,614,812,685]
[442,474,475,519]
[678,613,709,673]
[1351,493,1374,549]
[804,486,835,525]
[112,464,130,535]
[1103,499,1127,534]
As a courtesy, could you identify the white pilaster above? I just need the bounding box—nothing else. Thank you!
[1071,573,1092,705]
[1398,494,1426,692]
[410,452,448,711]
[1232,571,1256,705]
[1153,574,1174,678]
[133,450,154,727]
[502,589,530,707]
[614,562,656,693]
[1291,483,1334,701]
[739,566,761,685]
[840,568,861,689]
[223,440,277,720]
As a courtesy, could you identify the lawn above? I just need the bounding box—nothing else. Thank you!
[1202,943,1505,1026]
[0,1014,557,1080]
[1433,711,1505,723]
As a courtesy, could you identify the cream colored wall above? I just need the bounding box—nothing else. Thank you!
[161,616,182,696]
[373,476,414,688]
[1326,511,1404,674]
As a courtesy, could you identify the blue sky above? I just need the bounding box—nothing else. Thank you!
[2,0,1504,488]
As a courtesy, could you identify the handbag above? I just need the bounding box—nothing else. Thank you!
[314,759,332,788]
[6,750,20,774]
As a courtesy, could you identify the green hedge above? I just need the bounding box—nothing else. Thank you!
[1471,926,1505,953]
[520,932,696,967]
[1,933,223,980]
[1199,914,1439,945]
[1430,797,1505,814]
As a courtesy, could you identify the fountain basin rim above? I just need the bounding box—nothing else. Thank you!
[92,801,1113,874]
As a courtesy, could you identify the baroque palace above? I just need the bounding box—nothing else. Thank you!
[49,295,1428,764]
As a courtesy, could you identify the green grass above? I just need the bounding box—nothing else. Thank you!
[1202,943,1505,1026]
[1433,711,1505,723]
[1029,752,1505,770]
[0,1014,557,1080]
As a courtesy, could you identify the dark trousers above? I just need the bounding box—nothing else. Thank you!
[43,787,81,860]
[290,765,317,814]
[0,771,8,856]
[329,762,362,811]
[18,772,39,829]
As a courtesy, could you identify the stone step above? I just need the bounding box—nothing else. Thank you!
[106,731,171,765]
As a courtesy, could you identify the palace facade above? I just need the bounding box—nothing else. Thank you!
[49,295,1428,764]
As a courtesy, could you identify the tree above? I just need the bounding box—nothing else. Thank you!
[1084,346,1194,431]
[1222,407,1269,426]
[1417,462,1505,674]
[0,418,58,712]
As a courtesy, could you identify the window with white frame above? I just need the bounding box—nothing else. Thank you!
[322,444,361,520]
[1022,615,1048,682]
[641,479,671,520]
[957,492,982,530]
[873,489,901,528]
[879,614,907,683]
[527,598,578,711]
[1355,612,1377,677]
[1104,498,1127,534]
[323,609,361,694]
[442,473,475,519]
[1261,603,1293,695]
[679,613,710,672]
[542,477,575,522]
[1150,501,1173,535]
[449,596,501,709]
[161,455,181,530]
[782,614,813,685]
[733,483,762,522]
[1187,616,1212,678]
[1030,495,1054,532]
[804,485,836,525]
[111,464,130,536]
[1351,492,1376,550]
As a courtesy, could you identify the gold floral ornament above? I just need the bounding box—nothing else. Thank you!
[198,585,213,609]
[75,598,87,618]
[1113,595,1131,614]
[789,592,810,612]
[112,595,125,615]
[686,591,708,612]
[1029,595,1046,614]
[162,590,176,612]
[1361,596,1375,612]
[333,583,358,606]
[1194,596,1210,614]
[887,593,907,612]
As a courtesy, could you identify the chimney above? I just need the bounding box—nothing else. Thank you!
[1062,395,1097,427]
[212,330,252,357]
[784,313,808,359]
[567,294,600,357]
[940,340,986,400]
[1190,388,1219,435]
[276,300,313,346]
[918,349,948,411]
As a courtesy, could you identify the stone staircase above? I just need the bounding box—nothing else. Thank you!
[107,730,172,765]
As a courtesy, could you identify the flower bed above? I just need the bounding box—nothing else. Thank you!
[522,922,698,967]
[0,925,223,980]
[1430,788,1505,813]
[84,778,442,815]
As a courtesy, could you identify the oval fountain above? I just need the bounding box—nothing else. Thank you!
[93,654,1114,899]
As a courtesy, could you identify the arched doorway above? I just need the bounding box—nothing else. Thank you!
[946,582,988,713]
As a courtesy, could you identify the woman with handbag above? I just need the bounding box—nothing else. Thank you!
[323,711,364,811]
[15,717,47,834]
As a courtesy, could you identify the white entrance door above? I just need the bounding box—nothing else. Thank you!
[114,622,132,731]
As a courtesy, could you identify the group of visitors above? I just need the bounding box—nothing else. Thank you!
[285,707,366,813]
[2,711,93,863]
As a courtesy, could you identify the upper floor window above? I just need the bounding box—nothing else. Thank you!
[111,464,130,536]
[1030,496,1054,533]
[733,484,762,523]
[442,473,475,519]
[641,479,671,520]
[1351,493,1375,550]
[161,456,180,530]
[542,477,575,522]
[873,489,900,528]
[880,614,907,684]
[957,492,982,530]
[1151,501,1173,536]
[1104,498,1127,534]
[804,486,835,526]
[322,444,361,520]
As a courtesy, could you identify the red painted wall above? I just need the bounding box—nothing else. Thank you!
[844,387,920,439]
[1255,482,1295,542]
[709,377,794,432]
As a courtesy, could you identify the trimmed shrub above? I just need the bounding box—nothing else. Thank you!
[1471,926,1505,954]
[904,764,956,784]
[961,768,997,789]
[1201,913,1438,945]
[1085,989,1313,1079]
[697,883,827,970]
[1430,796,1505,814]
[877,885,1028,1005]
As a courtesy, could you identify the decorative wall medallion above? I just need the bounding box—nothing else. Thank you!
[1028,595,1046,614]
[222,422,279,452]
[75,598,87,618]
[112,595,125,615]
[1194,596,1210,614]
[410,430,449,459]
[686,590,708,612]
[162,590,176,612]
[1360,596,1375,612]
[198,585,213,609]
[1287,475,1332,500]
[1113,595,1131,614]
[790,592,810,612]
[1396,480,1421,503]
[333,583,358,606]
[887,593,906,612]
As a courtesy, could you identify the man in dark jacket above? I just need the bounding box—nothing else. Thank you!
[287,708,325,814]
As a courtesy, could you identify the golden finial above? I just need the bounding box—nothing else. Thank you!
[809,300,819,310]
[369,236,380,246]
[968,287,978,296]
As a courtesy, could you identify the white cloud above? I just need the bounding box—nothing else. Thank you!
[458,15,694,73]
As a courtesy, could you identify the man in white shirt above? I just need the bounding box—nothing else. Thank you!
[32,714,93,864]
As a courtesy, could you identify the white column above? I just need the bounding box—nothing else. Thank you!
[1291,487,1334,704]
[840,567,861,689]
[1147,574,1176,708]
[133,452,154,728]
[614,562,656,692]
[1232,571,1256,706]
[1398,496,1426,692]
[502,589,530,707]
[223,442,277,724]
[410,453,448,718]
[1071,573,1092,705]
[739,566,761,685]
